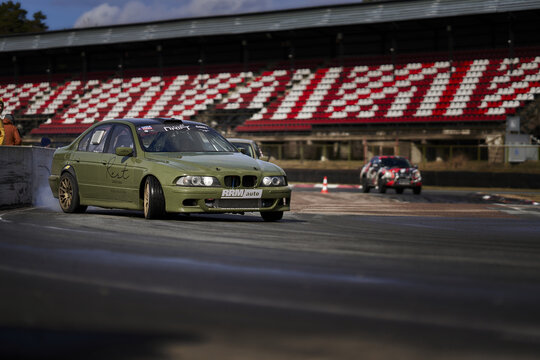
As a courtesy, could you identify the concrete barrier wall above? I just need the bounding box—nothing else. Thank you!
[285,169,360,185]
[422,171,540,189]
[0,146,55,207]
[285,168,540,189]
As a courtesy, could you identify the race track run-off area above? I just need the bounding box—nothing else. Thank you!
[1,188,540,360]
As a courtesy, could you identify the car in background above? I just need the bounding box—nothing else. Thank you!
[228,138,264,159]
[49,118,291,221]
[360,155,422,194]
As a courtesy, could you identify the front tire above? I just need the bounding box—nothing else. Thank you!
[362,177,370,193]
[261,211,283,222]
[377,178,387,193]
[144,176,165,219]
[58,172,87,213]
[413,186,422,195]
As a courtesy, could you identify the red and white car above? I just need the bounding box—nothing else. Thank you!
[360,156,422,194]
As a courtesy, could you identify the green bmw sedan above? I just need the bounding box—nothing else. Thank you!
[49,118,291,221]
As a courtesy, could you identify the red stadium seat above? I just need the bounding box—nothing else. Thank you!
[20,48,540,135]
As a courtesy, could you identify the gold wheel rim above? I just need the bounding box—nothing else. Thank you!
[59,177,73,210]
[144,181,149,217]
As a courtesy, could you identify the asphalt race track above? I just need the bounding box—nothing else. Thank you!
[1,188,540,359]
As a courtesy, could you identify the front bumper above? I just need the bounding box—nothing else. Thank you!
[162,185,291,213]
[384,179,422,188]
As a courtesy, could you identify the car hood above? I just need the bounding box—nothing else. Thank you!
[144,152,285,174]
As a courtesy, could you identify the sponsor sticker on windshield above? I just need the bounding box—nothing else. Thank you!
[221,189,263,199]
[164,124,190,131]
[139,125,153,132]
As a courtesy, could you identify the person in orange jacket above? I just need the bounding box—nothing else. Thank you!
[2,114,22,146]
[0,98,5,145]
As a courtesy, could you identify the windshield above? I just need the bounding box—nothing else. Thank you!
[136,123,238,153]
[379,157,412,168]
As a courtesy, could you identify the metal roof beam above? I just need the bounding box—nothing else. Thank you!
[1,0,539,52]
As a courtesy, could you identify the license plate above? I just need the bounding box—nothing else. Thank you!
[221,189,263,199]
[398,179,410,185]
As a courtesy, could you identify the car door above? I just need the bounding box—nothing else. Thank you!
[71,124,113,201]
[101,124,143,206]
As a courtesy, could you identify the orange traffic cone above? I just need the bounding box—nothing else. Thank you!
[321,176,329,194]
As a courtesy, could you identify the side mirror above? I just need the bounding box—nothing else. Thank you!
[116,147,133,157]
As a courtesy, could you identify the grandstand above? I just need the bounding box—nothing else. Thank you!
[1,0,540,162]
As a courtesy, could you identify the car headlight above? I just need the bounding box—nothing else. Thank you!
[176,176,220,187]
[383,170,394,179]
[261,176,287,187]
[413,170,422,181]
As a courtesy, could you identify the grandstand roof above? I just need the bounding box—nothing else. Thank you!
[1,0,539,53]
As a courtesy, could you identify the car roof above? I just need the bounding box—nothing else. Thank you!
[373,155,406,159]
[100,118,208,127]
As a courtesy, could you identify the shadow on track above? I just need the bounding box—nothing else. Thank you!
[0,327,203,360]
[85,208,304,223]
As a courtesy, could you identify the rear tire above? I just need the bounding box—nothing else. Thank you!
[413,186,422,195]
[58,172,87,213]
[261,211,283,222]
[144,176,165,219]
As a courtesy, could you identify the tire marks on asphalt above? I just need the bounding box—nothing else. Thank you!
[291,192,513,218]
